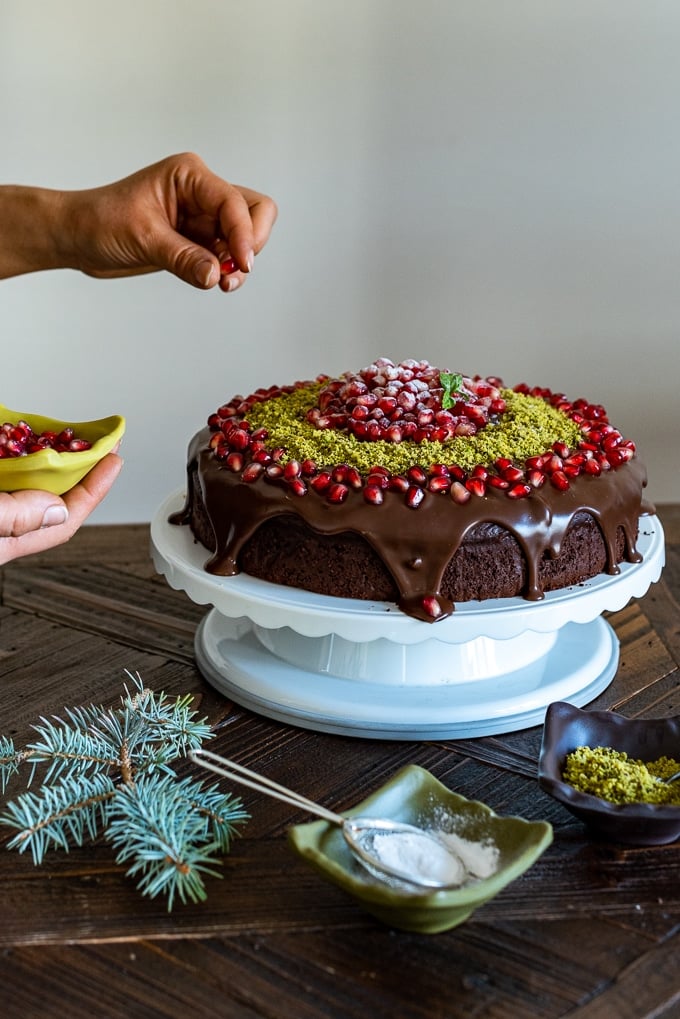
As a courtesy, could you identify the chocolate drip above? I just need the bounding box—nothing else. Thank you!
[171,426,649,624]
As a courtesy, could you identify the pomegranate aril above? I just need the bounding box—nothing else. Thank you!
[310,471,332,493]
[550,470,570,491]
[225,452,244,472]
[450,481,471,504]
[241,463,264,483]
[465,477,486,497]
[507,482,532,499]
[326,482,349,504]
[388,476,409,494]
[422,596,442,619]
[407,466,427,487]
[501,465,524,483]
[226,428,250,451]
[363,484,384,505]
[405,485,425,509]
[287,478,307,497]
[607,446,634,466]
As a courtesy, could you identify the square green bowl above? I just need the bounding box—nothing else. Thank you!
[0,403,125,495]
[287,764,553,934]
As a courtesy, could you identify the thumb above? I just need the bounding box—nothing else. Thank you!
[0,491,68,539]
[150,228,220,289]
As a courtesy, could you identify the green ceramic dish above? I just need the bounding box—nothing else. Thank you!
[287,764,553,934]
[0,403,125,495]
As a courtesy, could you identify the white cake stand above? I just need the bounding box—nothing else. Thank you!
[151,493,665,740]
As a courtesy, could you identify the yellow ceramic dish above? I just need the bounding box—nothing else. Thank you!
[0,403,125,495]
[288,764,553,934]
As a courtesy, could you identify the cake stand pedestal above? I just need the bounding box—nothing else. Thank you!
[151,494,665,740]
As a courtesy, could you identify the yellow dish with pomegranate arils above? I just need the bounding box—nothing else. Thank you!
[0,404,125,495]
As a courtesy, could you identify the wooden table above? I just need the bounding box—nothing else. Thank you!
[1,506,678,1019]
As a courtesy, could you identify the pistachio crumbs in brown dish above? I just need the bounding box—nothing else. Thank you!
[171,358,650,622]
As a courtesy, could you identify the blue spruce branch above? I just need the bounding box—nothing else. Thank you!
[0,672,248,908]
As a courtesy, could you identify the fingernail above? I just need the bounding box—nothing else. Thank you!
[41,505,68,528]
[227,276,241,292]
[195,260,218,287]
[246,250,255,273]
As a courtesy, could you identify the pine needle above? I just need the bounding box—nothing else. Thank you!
[0,674,249,908]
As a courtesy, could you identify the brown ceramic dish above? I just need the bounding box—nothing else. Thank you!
[538,701,680,845]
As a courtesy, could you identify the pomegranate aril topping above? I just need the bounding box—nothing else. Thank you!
[465,477,486,497]
[422,596,442,619]
[450,481,471,504]
[407,466,427,487]
[550,470,570,491]
[363,484,384,505]
[310,471,332,492]
[507,482,532,499]
[241,463,264,483]
[501,465,524,483]
[287,478,307,497]
[226,428,250,451]
[405,485,425,509]
[528,469,546,487]
[388,476,409,493]
[544,455,563,474]
[225,452,244,472]
[327,482,349,504]
[607,446,634,466]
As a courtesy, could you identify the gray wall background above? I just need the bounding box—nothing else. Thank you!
[2,1,677,522]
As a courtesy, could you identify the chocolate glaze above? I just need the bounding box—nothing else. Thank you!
[171,426,650,623]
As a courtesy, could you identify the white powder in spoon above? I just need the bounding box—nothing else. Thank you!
[365,824,501,888]
[369,830,467,886]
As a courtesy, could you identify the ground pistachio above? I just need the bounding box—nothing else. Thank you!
[562,746,680,805]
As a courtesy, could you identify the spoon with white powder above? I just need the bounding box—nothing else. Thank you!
[190,748,472,890]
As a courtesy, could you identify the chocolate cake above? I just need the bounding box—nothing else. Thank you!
[171,358,649,622]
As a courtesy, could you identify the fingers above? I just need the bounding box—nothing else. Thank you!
[233,185,279,257]
[60,452,123,527]
[172,160,277,291]
[0,453,122,565]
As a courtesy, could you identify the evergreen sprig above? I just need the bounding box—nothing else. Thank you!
[0,672,248,910]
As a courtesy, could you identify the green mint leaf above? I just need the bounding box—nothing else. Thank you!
[440,372,463,410]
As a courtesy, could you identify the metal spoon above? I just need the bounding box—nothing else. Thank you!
[190,747,468,890]
[661,770,680,784]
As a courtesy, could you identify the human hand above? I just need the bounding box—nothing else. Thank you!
[0,153,277,292]
[0,452,123,565]
[65,152,277,292]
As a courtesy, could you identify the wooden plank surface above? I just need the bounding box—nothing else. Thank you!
[0,507,679,1018]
